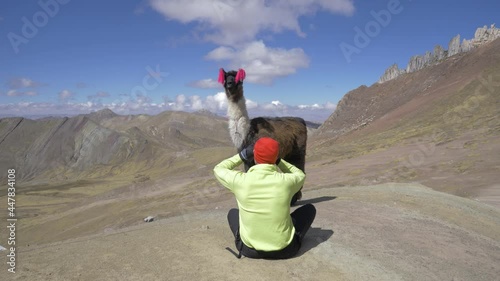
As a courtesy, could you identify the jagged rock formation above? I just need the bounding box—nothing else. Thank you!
[448,34,462,57]
[433,45,446,61]
[461,38,473,53]
[379,24,500,83]
[471,24,500,45]
[378,63,405,83]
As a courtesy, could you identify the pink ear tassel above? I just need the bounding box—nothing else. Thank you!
[235,68,246,83]
[218,68,225,84]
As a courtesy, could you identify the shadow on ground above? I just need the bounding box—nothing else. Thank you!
[297,227,334,257]
[295,196,337,205]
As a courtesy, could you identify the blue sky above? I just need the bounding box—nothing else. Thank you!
[0,0,499,122]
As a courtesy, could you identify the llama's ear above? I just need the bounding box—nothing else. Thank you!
[218,68,226,85]
[235,68,246,83]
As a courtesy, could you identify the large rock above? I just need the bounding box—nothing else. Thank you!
[473,24,500,46]
[378,63,405,83]
[448,34,461,57]
[423,50,433,64]
[406,55,422,73]
[433,45,446,61]
[461,38,473,52]
[405,50,442,75]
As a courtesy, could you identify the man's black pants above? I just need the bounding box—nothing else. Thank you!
[227,204,316,259]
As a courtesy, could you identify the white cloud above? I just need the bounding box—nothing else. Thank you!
[205,40,310,84]
[6,90,18,97]
[271,100,282,106]
[190,95,204,110]
[298,102,336,111]
[5,90,38,97]
[7,77,44,89]
[171,94,186,111]
[205,46,234,60]
[0,93,335,122]
[149,0,354,46]
[150,1,354,85]
[262,100,287,111]
[204,92,227,112]
[188,78,220,89]
[59,90,74,101]
[201,96,336,122]
[324,101,337,110]
[246,98,258,110]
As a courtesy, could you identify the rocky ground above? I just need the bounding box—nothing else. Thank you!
[2,183,499,281]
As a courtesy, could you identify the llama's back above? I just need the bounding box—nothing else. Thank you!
[246,116,307,171]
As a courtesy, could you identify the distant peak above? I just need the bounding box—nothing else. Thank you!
[193,109,218,117]
[89,108,118,119]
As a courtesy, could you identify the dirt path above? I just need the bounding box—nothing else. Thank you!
[4,183,499,281]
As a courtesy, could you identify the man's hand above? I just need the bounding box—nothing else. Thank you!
[239,144,254,163]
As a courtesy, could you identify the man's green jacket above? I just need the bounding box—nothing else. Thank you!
[213,154,306,251]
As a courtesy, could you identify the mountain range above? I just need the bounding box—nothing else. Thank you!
[0,27,499,281]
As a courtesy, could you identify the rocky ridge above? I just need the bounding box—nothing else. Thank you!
[379,24,500,83]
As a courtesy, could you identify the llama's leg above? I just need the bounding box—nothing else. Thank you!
[290,155,305,205]
[227,209,239,239]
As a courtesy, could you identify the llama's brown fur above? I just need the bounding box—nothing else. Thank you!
[243,116,307,173]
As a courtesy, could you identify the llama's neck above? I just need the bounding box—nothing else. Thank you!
[227,97,250,149]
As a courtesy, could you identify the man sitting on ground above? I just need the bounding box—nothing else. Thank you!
[213,137,316,259]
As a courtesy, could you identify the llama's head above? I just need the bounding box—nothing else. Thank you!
[218,68,246,102]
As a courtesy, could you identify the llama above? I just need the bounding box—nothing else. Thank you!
[218,68,307,205]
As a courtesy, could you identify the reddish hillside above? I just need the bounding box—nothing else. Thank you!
[308,38,500,200]
[316,38,500,141]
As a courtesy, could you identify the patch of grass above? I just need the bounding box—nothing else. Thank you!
[388,166,418,181]
[453,160,475,174]
[133,173,150,183]
[347,169,363,177]
[190,146,235,166]
[18,180,99,194]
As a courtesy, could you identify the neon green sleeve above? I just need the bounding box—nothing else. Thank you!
[213,154,244,192]
[277,159,306,192]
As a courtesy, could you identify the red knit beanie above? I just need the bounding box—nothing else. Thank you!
[254,137,279,164]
